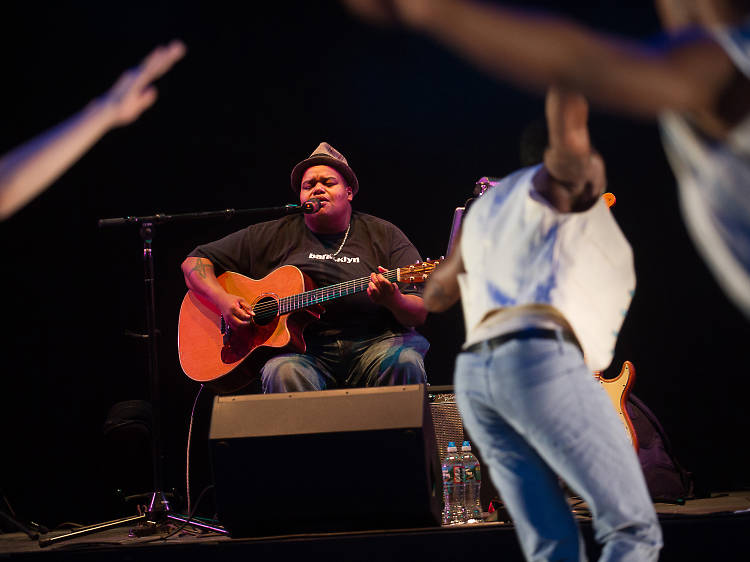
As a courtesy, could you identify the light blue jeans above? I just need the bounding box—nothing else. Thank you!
[455,333,662,561]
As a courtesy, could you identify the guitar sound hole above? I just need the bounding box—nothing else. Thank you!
[253,296,278,326]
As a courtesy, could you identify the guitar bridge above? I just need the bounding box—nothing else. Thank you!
[220,315,232,346]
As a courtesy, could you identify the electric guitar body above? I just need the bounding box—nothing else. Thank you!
[595,360,639,451]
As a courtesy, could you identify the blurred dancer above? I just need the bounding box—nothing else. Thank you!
[423,86,662,561]
[344,0,750,318]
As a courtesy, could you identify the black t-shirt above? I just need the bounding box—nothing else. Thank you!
[188,211,424,338]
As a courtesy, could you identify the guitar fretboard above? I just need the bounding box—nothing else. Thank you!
[278,269,399,314]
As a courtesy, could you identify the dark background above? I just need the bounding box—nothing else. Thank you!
[2,1,749,528]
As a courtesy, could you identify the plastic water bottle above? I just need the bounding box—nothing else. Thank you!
[441,442,465,525]
[460,440,482,523]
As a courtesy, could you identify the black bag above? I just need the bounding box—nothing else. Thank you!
[627,394,694,502]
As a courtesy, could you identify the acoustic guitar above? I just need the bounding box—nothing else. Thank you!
[178,260,440,393]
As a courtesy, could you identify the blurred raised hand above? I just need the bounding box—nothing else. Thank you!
[0,40,186,221]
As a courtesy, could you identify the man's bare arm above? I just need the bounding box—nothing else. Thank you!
[367,267,428,326]
[181,256,253,328]
[343,0,735,118]
[423,233,464,313]
[386,292,429,327]
[534,87,605,213]
[0,40,185,221]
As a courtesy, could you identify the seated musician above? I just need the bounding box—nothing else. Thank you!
[181,142,429,393]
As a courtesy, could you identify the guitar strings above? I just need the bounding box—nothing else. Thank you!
[249,265,433,317]
[250,270,399,316]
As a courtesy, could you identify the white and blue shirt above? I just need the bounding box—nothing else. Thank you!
[458,165,635,371]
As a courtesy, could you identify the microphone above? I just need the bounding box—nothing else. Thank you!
[302,198,322,214]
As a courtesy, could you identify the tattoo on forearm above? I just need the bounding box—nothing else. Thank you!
[189,260,211,280]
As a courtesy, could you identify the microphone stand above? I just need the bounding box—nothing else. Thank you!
[96,202,314,228]
[39,203,310,547]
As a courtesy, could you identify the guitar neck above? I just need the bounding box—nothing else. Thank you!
[278,269,400,314]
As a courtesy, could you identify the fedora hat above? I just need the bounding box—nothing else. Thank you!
[290,142,359,195]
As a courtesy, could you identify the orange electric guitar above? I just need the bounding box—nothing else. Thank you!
[594,361,639,451]
[178,260,440,393]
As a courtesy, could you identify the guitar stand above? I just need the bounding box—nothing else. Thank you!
[1,502,44,541]
[39,491,226,547]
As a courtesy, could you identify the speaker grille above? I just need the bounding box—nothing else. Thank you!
[428,387,464,462]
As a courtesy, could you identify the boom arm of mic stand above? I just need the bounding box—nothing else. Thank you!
[97,204,305,228]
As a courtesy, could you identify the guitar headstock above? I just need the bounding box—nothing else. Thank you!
[396,258,442,283]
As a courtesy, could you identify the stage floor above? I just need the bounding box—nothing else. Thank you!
[2,491,750,561]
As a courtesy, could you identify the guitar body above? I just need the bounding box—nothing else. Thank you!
[595,360,639,451]
[178,266,319,393]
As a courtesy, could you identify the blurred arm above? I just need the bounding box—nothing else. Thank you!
[534,87,605,213]
[0,40,185,221]
[343,0,735,118]
[423,232,464,313]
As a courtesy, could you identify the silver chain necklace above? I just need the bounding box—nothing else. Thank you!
[331,221,351,257]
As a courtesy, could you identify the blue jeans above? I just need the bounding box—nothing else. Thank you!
[455,333,662,561]
[261,329,429,392]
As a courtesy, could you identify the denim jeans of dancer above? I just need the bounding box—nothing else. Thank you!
[455,333,662,562]
[261,329,429,392]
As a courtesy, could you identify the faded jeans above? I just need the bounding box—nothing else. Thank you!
[454,332,662,561]
[261,329,429,392]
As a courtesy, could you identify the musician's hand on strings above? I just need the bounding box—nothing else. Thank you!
[367,266,401,306]
[367,265,428,327]
[219,294,254,329]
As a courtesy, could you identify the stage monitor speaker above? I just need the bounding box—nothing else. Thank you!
[209,384,442,537]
